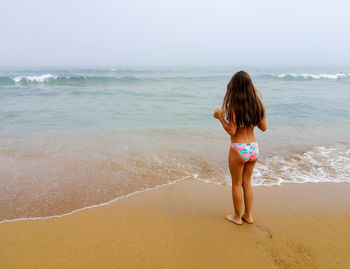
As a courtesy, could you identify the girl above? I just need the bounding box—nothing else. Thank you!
[214,71,266,225]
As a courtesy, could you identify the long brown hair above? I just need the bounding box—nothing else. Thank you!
[221,71,265,127]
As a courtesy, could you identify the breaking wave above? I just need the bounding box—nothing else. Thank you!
[0,74,143,85]
[217,146,350,186]
[269,73,349,80]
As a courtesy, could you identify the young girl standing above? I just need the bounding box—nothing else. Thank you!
[214,71,266,225]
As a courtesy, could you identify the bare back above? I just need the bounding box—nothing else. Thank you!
[230,126,256,144]
[230,117,267,143]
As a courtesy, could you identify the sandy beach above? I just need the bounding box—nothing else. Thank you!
[1,180,350,268]
[2,0,350,267]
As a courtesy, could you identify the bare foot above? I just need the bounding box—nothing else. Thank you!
[225,214,242,225]
[242,213,254,224]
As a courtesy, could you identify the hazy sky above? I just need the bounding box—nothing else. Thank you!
[1,0,349,66]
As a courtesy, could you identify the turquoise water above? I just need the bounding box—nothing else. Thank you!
[1,66,350,221]
[1,66,349,131]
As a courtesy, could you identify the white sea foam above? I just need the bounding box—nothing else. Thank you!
[1,144,349,224]
[218,146,350,187]
[13,74,58,83]
[274,73,347,80]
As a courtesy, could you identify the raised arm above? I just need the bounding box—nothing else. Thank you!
[213,108,237,136]
[257,116,267,132]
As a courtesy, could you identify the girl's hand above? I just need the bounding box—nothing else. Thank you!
[213,108,222,119]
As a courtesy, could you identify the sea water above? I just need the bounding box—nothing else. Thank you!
[1,66,349,221]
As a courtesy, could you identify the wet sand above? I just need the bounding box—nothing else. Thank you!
[1,180,350,268]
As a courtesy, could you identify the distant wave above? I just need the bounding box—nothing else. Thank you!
[0,73,226,86]
[269,73,349,80]
[13,74,58,83]
[0,74,143,85]
[1,72,349,86]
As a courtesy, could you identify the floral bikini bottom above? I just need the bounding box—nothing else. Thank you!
[230,142,259,162]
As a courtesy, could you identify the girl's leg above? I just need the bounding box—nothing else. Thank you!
[225,148,245,225]
[242,160,257,223]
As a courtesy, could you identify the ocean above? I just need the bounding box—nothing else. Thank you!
[1,66,350,222]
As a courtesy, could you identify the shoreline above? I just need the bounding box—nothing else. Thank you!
[1,180,350,268]
[2,179,349,224]
[0,177,189,224]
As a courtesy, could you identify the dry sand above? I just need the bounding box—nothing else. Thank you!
[1,180,350,268]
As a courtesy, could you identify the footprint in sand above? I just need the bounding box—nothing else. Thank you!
[255,225,273,239]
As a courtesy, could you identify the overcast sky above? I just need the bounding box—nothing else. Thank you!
[1,0,349,66]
